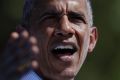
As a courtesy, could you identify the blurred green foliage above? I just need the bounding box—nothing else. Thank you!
[0,0,120,80]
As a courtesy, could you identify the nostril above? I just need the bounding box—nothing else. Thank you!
[55,31,64,36]
[68,33,73,36]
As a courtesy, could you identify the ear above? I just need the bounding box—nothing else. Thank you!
[88,26,98,53]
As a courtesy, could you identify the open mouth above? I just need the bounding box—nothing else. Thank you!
[51,44,77,56]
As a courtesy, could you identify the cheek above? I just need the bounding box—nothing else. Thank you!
[73,25,90,60]
[76,29,90,52]
[73,24,89,48]
[30,27,55,70]
[30,26,54,59]
[74,27,90,71]
[30,26,54,43]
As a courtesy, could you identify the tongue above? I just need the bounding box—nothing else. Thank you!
[56,53,74,62]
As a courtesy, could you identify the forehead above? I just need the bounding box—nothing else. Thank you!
[33,0,87,11]
[30,0,88,22]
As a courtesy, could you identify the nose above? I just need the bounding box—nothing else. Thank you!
[54,15,75,38]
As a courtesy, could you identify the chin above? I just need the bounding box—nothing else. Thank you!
[52,68,76,80]
[43,67,76,80]
[61,69,76,78]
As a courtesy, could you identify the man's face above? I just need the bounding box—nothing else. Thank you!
[29,0,97,80]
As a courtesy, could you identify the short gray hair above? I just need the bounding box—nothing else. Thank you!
[86,0,93,27]
[21,0,93,28]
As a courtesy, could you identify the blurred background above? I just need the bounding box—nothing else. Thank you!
[0,0,120,80]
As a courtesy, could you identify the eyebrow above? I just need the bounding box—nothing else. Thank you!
[36,7,62,22]
[36,7,88,24]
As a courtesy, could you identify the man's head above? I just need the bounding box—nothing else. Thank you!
[22,0,93,27]
[21,0,98,80]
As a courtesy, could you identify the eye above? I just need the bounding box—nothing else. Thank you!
[68,12,86,24]
[40,13,59,22]
[39,14,56,22]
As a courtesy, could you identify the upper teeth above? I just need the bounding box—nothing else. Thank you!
[54,45,73,50]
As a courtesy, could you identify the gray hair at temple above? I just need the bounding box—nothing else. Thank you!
[21,0,93,28]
